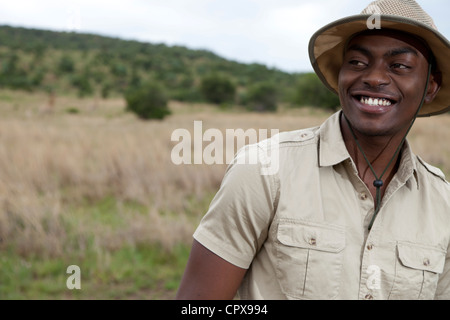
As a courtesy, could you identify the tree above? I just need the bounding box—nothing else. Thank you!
[200,73,236,104]
[72,74,93,97]
[245,82,278,112]
[125,82,171,120]
[101,82,113,99]
[294,73,340,111]
[0,53,33,91]
[58,54,75,74]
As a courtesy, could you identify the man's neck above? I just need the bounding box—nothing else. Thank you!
[339,114,405,199]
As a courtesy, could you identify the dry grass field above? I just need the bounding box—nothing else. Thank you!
[0,89,448,299]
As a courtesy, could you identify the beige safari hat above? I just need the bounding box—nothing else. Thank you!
[309,0,450,117]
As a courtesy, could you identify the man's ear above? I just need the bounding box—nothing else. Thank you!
[424,71,442,104]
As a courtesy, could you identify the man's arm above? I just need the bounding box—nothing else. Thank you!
[175,239,247,300]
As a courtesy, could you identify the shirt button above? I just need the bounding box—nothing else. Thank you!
[367,244,374,250]
[309,237,316,245]
[360,192,368,200]
[423,258,430,266]
[299,131,313,141]
[364,294,374,300]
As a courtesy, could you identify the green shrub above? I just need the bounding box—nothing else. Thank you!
[244,82,279,112]
[0,53,33,91]
[200,73,236,104]
[170,87,203,102]
[125,82,171,120]
[66,107,80,114]
[101,82,113,99]
[111,63,127,77]
[294,73,340,110]
[72,74,93,98]
[58,54,75,74]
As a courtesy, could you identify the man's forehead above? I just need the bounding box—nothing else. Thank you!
[346,29,431,59]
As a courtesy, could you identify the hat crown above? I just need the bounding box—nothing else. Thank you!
[361,0,437,30]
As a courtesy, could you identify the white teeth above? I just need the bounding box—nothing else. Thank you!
[359,96,392,106]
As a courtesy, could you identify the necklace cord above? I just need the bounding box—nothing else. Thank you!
[343,62,433,230]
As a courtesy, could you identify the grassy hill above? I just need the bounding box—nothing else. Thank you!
[0,25,300,101]
[0,25,343,112]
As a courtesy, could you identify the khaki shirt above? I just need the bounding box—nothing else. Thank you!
[193,111,450,300]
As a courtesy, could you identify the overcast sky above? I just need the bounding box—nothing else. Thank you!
[0,0,448,73]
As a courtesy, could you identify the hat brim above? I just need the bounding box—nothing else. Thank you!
[309,14,450,117]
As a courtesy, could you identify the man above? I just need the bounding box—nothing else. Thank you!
[176,0,450,300]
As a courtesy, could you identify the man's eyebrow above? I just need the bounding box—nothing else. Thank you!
[346,44,371,56]
[384,47,418,57]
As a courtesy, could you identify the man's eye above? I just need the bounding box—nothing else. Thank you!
[349,60,365,66]
[392,63,410,69]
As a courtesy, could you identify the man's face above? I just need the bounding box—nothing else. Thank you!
[338,30,437,137]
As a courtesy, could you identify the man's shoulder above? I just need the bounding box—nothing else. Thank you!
[416,156,449,185]
[262,126,321,148]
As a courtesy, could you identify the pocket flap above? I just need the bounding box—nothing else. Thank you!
[277,220,345,253]
[397,242,446,274]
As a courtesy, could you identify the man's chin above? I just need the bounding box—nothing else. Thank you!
[343,111,398,138]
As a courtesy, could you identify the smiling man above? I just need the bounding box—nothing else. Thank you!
[176,0,450,300]
[338,29,442,215]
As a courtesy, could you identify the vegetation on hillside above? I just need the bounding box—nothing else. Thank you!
[0,25,340,118]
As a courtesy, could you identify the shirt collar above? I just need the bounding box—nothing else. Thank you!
[318,111,419,189]
[318,111,351,167]
[396,140,420,189]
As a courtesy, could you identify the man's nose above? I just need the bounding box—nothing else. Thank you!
[362,64,391,88]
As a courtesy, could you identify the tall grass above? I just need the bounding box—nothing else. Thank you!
[0,90,448,299]
[0,100,225,258]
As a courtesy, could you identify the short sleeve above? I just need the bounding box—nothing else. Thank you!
[193,143,278,269]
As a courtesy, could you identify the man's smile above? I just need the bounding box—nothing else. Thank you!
[358,96,393,106]
[351,91,399,114]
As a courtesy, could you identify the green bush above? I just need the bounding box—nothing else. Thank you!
[125,82,171,120]
[200,73,236,104]
[66,107,80,114]
[170,87,203,102]
[245,82,278,112]
[71,74,93,98]
[58,54,75,74]
[111,63,127,77]
[294,73,340,110]
[0,53,33,91]
[101,82,113,99]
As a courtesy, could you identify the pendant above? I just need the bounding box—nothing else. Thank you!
[373,179,383,188]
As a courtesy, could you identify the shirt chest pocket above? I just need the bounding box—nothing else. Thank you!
[275,220,346,300]
[389,242,446,300]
